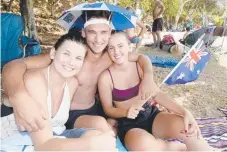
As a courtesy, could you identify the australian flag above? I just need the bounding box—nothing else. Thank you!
[163,34,211,85]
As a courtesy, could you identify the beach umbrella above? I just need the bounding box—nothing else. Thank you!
[56,2,137,31]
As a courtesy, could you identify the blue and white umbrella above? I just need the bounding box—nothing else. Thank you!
[56,2,137,31]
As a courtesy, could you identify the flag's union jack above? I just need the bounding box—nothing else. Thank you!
[183,41,209,71]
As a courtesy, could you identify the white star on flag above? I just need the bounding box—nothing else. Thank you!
[177,73,185,80]
[197,70,200,74]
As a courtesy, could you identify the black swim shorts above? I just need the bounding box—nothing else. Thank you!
[65,98,106,129]
[152,18,163,32]
[117,102,161,145]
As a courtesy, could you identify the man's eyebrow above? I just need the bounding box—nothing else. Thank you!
[118,43,124,45]
[87,29,95,32]
[65,50,70,53]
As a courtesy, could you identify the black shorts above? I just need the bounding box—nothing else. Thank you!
[152,18,163,32]
[65,98,106,129]
[1,104,13,117]
[118,102,161,145]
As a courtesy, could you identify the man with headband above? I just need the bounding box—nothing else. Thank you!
[2,10,154,141]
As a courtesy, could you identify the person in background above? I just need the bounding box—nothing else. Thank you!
[183,27,191,40]
[152,0,165,51]
[126,7,146,52]
[185,16,194,31]
[179,26,191,45]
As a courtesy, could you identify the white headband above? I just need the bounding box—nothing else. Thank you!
[84,18,110,28]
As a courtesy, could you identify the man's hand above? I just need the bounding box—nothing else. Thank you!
[139,73,159,100]
[10,94,48,132]
[89,131,117,151]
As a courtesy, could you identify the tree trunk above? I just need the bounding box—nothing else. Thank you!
[187,0,197,18]
[50,0,54,17]
[2,0,9,10]
[20,0,38,40]
[7,0,14,11]
[201,4,208,27]
[174,0,192,29]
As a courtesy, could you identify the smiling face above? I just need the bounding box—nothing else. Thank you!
[50,40,86,78]
[107,33,130,65]
[82,21,111,54]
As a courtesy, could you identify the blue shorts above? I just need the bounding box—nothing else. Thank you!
[1,128,92,151]
[130,37,141,43]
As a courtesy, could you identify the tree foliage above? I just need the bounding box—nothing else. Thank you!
[1,0,226,34]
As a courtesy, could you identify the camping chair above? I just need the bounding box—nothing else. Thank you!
[170,27,217,57]
[183,27,216,49]
[1,12,41,71]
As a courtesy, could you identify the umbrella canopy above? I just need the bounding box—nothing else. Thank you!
[57,2,137,31]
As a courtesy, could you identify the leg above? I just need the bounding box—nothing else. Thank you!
[75,115,111,133]
[156,31,162,49]
[152,19,158,47]
[124,128,185,151]
[152,112,213,151]
[152,32,157,47]
[156,18,163,49]
[135,39,143,52]
[61,128,102,138]
[129,43,134,52]
[80,129,102,138]
[80,130,118,151]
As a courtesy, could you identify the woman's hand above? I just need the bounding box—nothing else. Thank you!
[125,103,145,119]
[183,109,201,139]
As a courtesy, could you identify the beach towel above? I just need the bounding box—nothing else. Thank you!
[218,107,227,116]
[168,116,227,150]
[197,117,227,149]
[145,54,179,68]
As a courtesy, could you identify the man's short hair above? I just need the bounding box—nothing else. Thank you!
[81,10,111,21]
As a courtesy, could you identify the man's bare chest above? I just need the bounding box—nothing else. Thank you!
[76,63,107,87]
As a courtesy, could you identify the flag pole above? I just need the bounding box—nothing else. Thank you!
[159,34,206,88]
